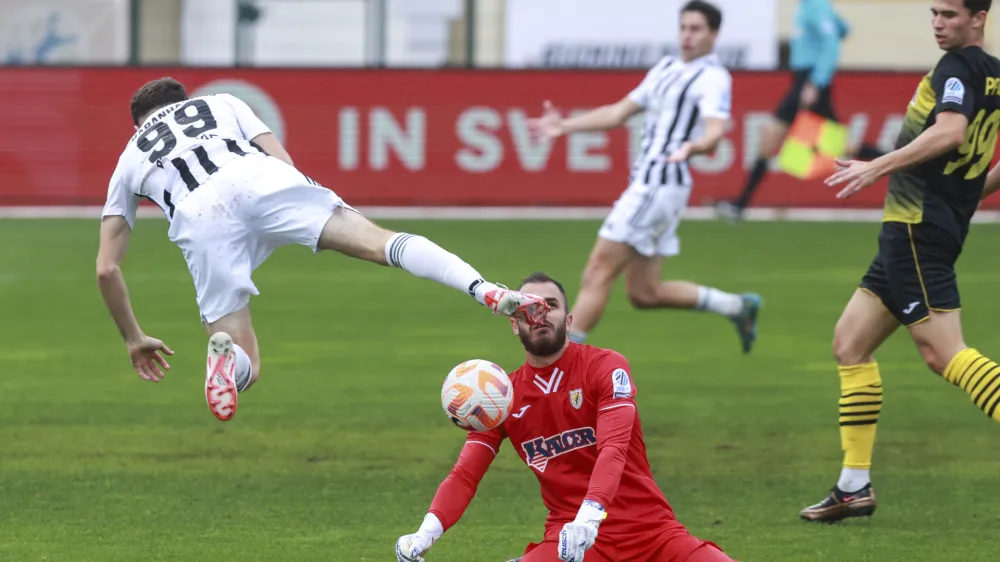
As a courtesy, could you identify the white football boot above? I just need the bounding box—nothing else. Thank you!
[482,287,549,326]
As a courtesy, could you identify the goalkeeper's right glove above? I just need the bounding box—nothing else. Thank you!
[396,513,444,562]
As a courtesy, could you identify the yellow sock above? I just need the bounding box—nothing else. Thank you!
[839,362,882,469]
[943,348,1000,422]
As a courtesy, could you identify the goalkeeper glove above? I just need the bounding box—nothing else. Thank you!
[396,513,444,562]
[557,500,606,562]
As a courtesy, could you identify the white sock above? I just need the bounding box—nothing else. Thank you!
[695,286,743,317]
[384,233,496,304]
[837,468,871,493]
[233,343,253,392]
[568,331,588,344]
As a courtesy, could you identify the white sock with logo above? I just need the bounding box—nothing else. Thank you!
[384,233,498,304]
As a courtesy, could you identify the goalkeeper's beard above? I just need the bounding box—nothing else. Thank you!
[519,323,568,357]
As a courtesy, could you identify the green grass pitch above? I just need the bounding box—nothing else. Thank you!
[1,218,999,561]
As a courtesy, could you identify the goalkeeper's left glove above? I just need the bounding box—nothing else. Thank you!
[557,500,606,562]
[395,513,444,562]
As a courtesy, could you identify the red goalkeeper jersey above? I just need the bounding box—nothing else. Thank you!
[428,343,694,558]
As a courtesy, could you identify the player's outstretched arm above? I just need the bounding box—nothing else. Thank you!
[528,98,643,140]
[826,111,968,198]
[870,111,967,177]
[666,117,727,164]
[395,436,501,562]
[557,406,634,562]
[557,356,638,562]
[97,216,173,382]
[97,216,141,343]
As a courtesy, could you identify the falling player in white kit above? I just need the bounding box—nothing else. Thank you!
[97,77,549,421]
[527,1,763,353]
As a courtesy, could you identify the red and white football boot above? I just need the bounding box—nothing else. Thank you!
[205,332,238,421]
[483,287,550,326]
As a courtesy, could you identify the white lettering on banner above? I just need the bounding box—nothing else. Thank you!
[370,108,426,170]
[568,131,610,171]
[878,116,905,151]
[847,114,870,148]
[328,106,903,174]
[339,107,360,170]
[507,109,553,171]
[456,107,504,172]
[568,109,610,172]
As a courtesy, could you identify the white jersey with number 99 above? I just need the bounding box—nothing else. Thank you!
[102,93,273,228]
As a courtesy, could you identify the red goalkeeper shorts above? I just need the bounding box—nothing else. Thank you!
[519,534,732,562]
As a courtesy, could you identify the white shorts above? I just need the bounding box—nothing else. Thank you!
[167,153,349,324]
[597,182,693,257]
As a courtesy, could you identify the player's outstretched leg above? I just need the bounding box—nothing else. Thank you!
[203,306,261,422]
[910,310,1000,423]
[317,206,548,325]
[941,347,1000,420]
[800,290,897,523]
[622,256,763,354]
[566,239,635,344]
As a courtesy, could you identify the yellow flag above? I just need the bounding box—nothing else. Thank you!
[777,111,848,180]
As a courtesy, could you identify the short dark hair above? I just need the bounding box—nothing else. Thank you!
[130,77,188,126]
[966,0,992,14]
[518,271,568,307]
[681,0,722,31]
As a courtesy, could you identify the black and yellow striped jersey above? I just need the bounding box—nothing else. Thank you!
[884,46,1000,239]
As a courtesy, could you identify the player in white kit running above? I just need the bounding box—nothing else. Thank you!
[527,1,762,353]
[97,77,549,422]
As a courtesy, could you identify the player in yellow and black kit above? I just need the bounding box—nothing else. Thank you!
[799,0,1000,523]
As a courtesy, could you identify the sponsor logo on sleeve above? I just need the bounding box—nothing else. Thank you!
[943,77,965,105]
[612,368,632,399]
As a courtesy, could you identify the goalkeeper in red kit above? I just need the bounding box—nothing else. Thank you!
[395,272,733,562]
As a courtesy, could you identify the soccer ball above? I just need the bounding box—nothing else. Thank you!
[441,359,514,432]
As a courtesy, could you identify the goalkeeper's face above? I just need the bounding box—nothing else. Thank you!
[515,281,571,357]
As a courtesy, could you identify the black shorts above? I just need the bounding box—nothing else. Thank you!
[860,222,963,326]
[774,69,838,125]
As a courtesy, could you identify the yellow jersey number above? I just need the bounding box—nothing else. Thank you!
[944,108,1000,179]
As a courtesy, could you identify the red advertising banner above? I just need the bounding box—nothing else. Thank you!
[1,67,994,209]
